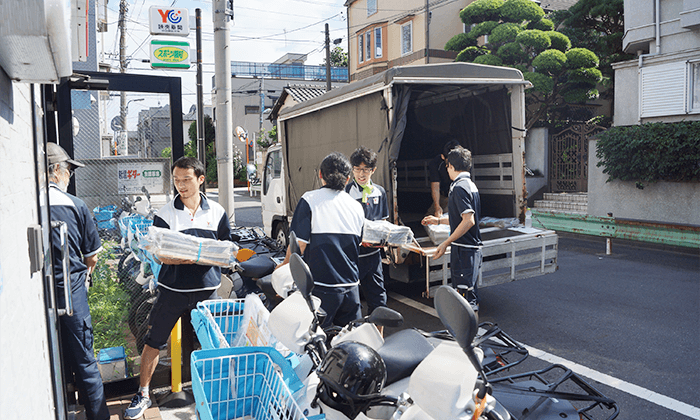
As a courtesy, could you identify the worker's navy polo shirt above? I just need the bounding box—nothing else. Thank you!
[345,179,388,257]
[290,187,365,288]
[153,193,232,292]
[49,183,102,292]
[448,172,483,249]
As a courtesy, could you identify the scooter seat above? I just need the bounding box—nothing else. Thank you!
[377,329,435,386]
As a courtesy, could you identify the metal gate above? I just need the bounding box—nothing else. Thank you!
[46,72,185,396]
[548,123,604,192]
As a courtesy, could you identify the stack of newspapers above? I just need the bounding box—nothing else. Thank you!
[362,219,415,246]
[141,226,239,267]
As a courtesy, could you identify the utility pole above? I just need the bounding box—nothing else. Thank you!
[119,0,128,133]
[196,8,206,192]
[425,0,430,64]
[325,23,332,92]
[213,0,235,217]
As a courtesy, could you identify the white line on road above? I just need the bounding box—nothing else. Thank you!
[387,291,700,420]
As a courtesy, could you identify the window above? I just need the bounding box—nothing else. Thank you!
[244,106,260,115]
[375,27,382,58]
[691,62,700,112]
[401,21,412,56]
[367,0,377,16]
[263,150,282,195]
[366,31,372,62]
[359,33,364,62]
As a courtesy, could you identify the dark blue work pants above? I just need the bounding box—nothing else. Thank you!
[58,282,109,420]
[313,285,362,328]
[450,246,483,304]
[358,250,387,315]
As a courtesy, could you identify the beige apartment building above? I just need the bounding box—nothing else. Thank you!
[345,0,472,81]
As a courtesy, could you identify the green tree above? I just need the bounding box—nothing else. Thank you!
[325,46,348,67]
[550,0,633,115]
[257,125,278,149]
[446,0,601,128]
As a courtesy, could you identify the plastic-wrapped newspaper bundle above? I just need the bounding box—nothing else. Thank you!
[141,226,239,267]
[362,219,415,246]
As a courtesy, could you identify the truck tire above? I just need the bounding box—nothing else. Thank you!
[272,221,289,249]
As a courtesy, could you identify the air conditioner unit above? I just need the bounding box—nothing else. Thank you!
[0,0,73,83]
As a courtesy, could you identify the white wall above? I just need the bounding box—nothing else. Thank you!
[0,70,57,418]
[588,139,700,225]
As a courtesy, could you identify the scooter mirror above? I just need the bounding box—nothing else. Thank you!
[289,231,301,256]
[290,253,314,300]
[368,306,404,328]
[434,286,480,373]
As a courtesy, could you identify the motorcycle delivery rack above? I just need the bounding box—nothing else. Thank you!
[488,363,620,420]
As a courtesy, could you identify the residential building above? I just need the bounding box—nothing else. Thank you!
[587,0,700,225]
[345,0,471,81]
[217,54,348,159]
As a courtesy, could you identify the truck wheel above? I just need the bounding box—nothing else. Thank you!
[272,221,289,248]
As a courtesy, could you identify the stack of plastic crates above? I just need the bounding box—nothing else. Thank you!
[94,205,118,229]
[191,347,313,420]
[192,299,245,349]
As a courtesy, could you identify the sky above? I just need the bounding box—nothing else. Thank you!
[98,0,349,127]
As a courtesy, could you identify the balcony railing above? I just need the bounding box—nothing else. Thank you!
[230,61,348,82]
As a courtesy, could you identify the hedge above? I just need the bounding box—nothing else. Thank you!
[596,122,700,186]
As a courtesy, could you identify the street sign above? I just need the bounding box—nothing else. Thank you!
[150,40,190,69]
[118,162,167,194]
[149,6,189,36]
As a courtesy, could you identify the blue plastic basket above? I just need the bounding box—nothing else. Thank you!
[191,347,310,420]
[93,205,117,221]
[192,299,245,349]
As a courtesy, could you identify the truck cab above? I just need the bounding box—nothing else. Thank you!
[261,144,288,247]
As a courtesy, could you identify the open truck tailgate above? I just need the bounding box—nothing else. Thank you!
[398,227,558,298]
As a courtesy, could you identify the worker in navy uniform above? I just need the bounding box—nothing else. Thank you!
[125,157,234,420]
[346,147,389,318]
[422,146,483,312]
[279,152,365,328]
[47,143,109,420]
[427,139,461,217]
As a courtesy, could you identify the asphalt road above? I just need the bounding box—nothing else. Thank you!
[205,191,700,420]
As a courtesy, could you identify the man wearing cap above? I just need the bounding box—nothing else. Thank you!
[47,142,109,420]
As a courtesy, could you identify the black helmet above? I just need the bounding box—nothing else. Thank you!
[316,341,387,419]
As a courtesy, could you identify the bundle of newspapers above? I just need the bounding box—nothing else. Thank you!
[141,226,239,267]
[362,219,415,246]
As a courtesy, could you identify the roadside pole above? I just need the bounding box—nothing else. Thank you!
[213,0,235,218]
[196,8,206,192]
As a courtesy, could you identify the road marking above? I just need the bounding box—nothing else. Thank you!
[387,291,700,420]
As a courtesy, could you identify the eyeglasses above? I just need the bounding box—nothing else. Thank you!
[353,167,374,174]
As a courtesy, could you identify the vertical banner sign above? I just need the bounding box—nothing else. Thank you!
[149,6,190,36]
[118,162,166,194]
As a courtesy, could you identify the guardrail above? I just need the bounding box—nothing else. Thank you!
[531,209,700,249]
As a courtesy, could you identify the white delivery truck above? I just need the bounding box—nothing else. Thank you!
[261,63,557,296]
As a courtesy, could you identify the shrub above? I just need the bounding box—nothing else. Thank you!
[456,46,489,62]
[489,22,522,44]
[498,42,528,64]
[562,86,599,103]
[469,20,500,38]
[596,122,700,185]
[500,0,545,23]
[474,54,503,66]
[566,47,599,69]
[524,72,554,93]
[546,31,572,52]
[532,49,567,73]
[516,29,551,52]
[460,0,504,24]
[445,33,475,51]
[527,18,554,31]
[568,67,603,84]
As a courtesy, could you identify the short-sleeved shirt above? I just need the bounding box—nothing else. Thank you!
[49,183,102,292]
[448,172,483,249]
[345,180,389,257]
[153,193,232,292]
[429,155,452,197]
[290,187,365,288]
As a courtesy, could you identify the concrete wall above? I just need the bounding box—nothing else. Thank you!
[0,70,57,418]
[588,139,700,225]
